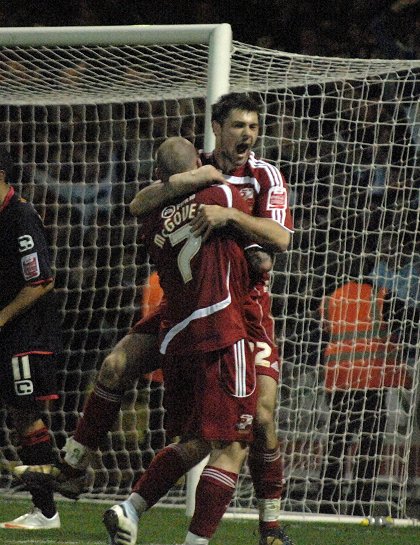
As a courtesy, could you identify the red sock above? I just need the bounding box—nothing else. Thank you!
[248,445,283,532]
[132,444,192,507]
[189,466,237,539]
[20,426,54,464]
[74,383,123,449]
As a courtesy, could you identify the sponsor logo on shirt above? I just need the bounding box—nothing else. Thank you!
[267,186,287,209]
[21,252,40,280]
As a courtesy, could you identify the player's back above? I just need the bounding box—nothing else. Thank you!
[141,184,250,355]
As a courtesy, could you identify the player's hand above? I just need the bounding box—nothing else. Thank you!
[190,204,231,241]
[191,165,226,187]
[245,248,273,273]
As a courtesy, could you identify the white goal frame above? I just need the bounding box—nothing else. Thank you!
[0,24,232,152]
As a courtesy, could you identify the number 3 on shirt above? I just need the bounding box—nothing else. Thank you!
[169,224,202,283]
[249,341,272,367]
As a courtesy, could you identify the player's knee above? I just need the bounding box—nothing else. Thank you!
[97,349,127,389]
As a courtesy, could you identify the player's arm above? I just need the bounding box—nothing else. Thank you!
[0,281,54,328]
[130,165,226,218]
[0,205,55,329]
[190,206,290,253]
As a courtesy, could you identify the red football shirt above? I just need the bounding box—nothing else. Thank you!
[200,150,294,235]
[141,184,251,355]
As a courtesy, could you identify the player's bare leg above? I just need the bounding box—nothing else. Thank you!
[62,332,159,470]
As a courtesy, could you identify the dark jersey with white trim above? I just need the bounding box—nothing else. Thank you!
[0,188,61,354]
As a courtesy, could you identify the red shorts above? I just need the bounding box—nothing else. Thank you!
[163,339,257,443]
[130,291,280,382]
[244,284,280,382]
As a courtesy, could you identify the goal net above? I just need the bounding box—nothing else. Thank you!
[0,26,419,521]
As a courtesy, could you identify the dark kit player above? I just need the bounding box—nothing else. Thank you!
[0,147,62,530]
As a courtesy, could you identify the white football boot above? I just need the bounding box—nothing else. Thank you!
[103,501,139,545]
[0,508,60,529]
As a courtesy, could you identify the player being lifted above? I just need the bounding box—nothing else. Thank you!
[104,135,260,545]
[48,93,293,544]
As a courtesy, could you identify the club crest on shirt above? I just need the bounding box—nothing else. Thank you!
[267,186,287,209]
[239,187,254,201]
[239,187,255,212]
[236,413,254,432]
[21,252,40,280]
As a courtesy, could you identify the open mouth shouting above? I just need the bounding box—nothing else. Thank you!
[235,141,251,161]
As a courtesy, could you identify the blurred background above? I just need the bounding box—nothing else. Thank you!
[1,0,419,60]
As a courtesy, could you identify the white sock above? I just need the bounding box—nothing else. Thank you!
[184,531,209,544]
[128,493,148,516]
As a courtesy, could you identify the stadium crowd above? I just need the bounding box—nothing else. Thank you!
[1,0,419,60]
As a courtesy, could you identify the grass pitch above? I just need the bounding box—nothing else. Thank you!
[0,499,419,544]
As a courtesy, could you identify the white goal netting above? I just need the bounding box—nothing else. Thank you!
[0,35,419,520]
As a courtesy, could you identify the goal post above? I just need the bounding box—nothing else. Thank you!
[0,23,232,150]
[0,25,419,524]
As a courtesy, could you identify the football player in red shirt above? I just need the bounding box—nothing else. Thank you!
[130,93,294,545]
[104,137,259,545]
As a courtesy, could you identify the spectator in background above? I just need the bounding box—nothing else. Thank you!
[369,228,420,367]
[0,146,62,530]
[371,0,420,59]
[318,259,410,516]
[133,269,165,467]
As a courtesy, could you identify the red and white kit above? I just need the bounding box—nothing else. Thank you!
[201,150,294,381]
[141,183,258,442]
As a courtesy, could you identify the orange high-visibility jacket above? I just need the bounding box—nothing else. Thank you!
[140,270,164,383]
[141,270,164,315]
[321,281,407,391]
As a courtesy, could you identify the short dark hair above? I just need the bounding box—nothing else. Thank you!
[0,146,15,183]
[211,92,260,125]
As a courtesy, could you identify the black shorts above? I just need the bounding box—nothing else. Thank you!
[0,350,59,409]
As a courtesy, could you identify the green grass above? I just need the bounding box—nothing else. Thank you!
[0,499,419,544]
